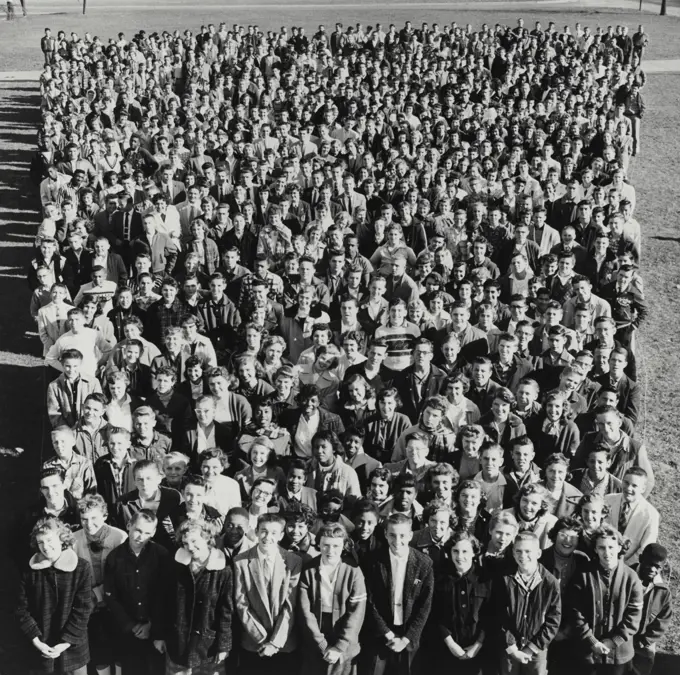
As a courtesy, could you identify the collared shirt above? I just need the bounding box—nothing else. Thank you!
[319,561,341,612]
[196,423,216,452]
[294,411,320,458]
[389,550,409,625]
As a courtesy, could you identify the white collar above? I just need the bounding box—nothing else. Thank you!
[30,548,78,571]
[175,546,226,571]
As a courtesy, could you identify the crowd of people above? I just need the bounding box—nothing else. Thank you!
[19,14,668,675]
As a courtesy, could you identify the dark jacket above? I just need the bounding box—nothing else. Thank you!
[94,454,136,509]
[363,546,434,652]
[104,540,170,638]
[491,562,561,653]
[16,550,94,673]
[596,373,640,426]
[165,547,234,668]
[570,559,643,665]
[181,421,238,470]
[526,416,581,465]
[629,567,672,651]
[391,364,447,424]
[434,563,492,648]
[115,486,182,551]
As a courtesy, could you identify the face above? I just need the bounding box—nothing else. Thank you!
[554,527,579,556]
[257,521,284,552]
[40,474,65,505]
[451,538,475,571]
[622,473,646,503]
[595,536,621,569]
[223,514,248,547]
[490,523,516,551]
[428,510,451,541]
[183,530,211,561]
[252,481,276,507]
[545,462,567,488]
[61,358,82,380]
[36,530,63,562]
[250,443,270,468]
[313,439,335,466]
[386,521,412,556]
[513,537,541,569]
[519,493,543,521]
[51,431,73,459]
[184,483,207,511]
[81,507,106,536]
[128,518,157,550]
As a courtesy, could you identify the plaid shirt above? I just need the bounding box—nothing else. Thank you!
[43,452,96,500]
[238,271,283,308]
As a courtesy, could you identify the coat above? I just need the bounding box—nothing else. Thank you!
[629,568,672,651]
[298,558,367,673]
[131,232,178,276]
[46,374,103,428]
[391,365,446,424]
[604,495,659,566]
[16,549,94,673]
[233,545,302,653]
[73,525,127,601]
[570,559,643,665]
[491,562,561,653]
[363,546,434,652]
[165,547,233,668]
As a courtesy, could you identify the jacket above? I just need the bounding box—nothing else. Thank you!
[491,562,561,653]
[93,454,136,508]
[629,568,672,651]
[604,495,659,565]
[115,486,182,551]
[363,546,434,651]
[233,545,302,653]
[165,547,233,668]
[391,365,446,424]
[46,374,103,428]
[298,558,367,671]
[16,550,94,673]
[570,558,643,665]
[73,525,127,601]
[131,232,178,276]
[306,456,362,499]
[181,421,237,470]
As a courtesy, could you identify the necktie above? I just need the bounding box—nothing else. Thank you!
[124,212,131,241]
[618,501,631,533]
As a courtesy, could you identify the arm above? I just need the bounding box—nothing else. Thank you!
[59,564,94,645]
[46,382,65,428]
[297,569,329,655]
[638,588,672,648]
[269,557,302,649]
[636,444,655,495]
[233,562,269,646]
[608,575,643,647]
[104,553,136,634]
[215,566,234,655]
[15,572,42,641]
[403,562,434,647]
[164,240,178,275]
[625,382,641,426]
[331,568,367,653]
[38,313,55,350]
[81,460,98,495]
[45,342,64,371]
[527,581,562,652]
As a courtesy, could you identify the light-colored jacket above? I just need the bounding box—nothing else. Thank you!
[605,494,659,565]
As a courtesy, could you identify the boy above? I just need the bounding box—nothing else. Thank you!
[177,474,223,531]
[475,442,508,513]
[481,510,520,577]
[281,505,319,563]
[161,451,190,491]
[30,266,56,322]
[130,406,171,462]
[504,436,541,505]
[93,426,136,509]
[604,467,659,565]
[42,425,97,499]
[363,513,434,675]
[492,532,561,675]
[104,510,169,675]
[631,544,673,675]
[276,458,318,512]
[37,282,72,356]
[570,444,623,497]
[220,507,254,563]
[233,513,302,674]
[46,348,103,428]
[146,366,192,444]
[115,459,181,552]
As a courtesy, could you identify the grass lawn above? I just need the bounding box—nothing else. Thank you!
[0,5,679,673]
[0,5,679,70]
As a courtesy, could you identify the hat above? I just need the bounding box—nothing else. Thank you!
[640,544,668,566]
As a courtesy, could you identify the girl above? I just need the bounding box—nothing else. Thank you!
[17,517,93,675]
[445,374,482,434]
[338,373,374,429]
[234,437,286,501]
[540,453,583,519]
[297,523,367,675]
[455,479,491,545]
[501,483,557,550]
[163,519,232,674]
[526,392,580,465]
[576,494,610,559]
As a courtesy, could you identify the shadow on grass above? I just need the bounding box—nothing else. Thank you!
[0,84,50,674]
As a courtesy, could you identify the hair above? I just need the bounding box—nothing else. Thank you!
[513,531,541,547]
[77,493,108,518]
[129,509,158,528]
[489,510,519,533]
[351,499,380,522]
[424,498,457,526]
[548,515,583,543]
[384,512,413,531]
[592,523,630,555]
[31,516,75,552]
[316,522,350,544]
[256,512,286,531]
[175,518,216,548]
[163,451,190,468]
[133,459,162,478]
[198,448,229,469]
[515,483,548,514]
[449,528,481,556]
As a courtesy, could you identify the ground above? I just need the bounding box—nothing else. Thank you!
[0,2,679,673]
